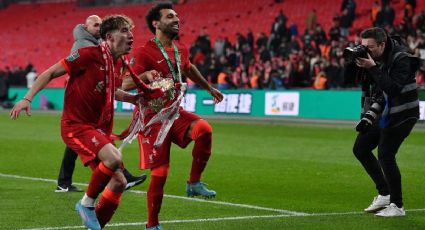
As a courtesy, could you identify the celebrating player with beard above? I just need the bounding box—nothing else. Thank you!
[122,2,223,230]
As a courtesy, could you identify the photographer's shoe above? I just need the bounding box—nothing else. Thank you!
[364,195,390,213]
[186,181,216,198]
[375,203,405,217]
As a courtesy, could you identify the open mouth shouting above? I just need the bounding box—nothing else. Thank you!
[127,40,134,51]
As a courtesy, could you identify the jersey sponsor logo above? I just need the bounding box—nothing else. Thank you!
[66,51,80,62]
[130,57,136,66]
[94,81,105,93]
[157,59,165,64]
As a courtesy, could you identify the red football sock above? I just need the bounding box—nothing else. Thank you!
[147,165,169,228]
[189,120,212,183]
[87,162,115,199]
[96,187,122,228]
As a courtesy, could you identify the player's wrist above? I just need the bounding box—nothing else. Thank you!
[206,85,213,93]
[22,97,32,103]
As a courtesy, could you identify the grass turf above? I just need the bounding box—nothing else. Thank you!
[1,111,425,229]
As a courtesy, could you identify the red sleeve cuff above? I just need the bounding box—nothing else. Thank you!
[60,59,71,75]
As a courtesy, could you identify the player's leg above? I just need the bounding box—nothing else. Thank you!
[83,143,122,206]
[146,164,169,229]
[96,170,127,228]
[171,110,216,198]
[138,125,172,229]
[63,125,123,230]
[76,143,122,230]
[187,119,212,183]
[185,118,216,198]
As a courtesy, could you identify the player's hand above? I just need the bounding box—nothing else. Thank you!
[10,99,32,120]
[141,70,160,83]
[355,53,376,69]
[209,87,223,104]
[139,87,164,100]
[355,118,372,133]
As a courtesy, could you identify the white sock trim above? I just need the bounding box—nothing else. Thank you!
[81,193,95,207]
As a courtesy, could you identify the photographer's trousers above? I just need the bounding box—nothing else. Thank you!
[352,119,416,207]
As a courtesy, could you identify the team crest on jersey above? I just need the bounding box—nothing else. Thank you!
[66,51,80,62]
[94,80,105,93]
[130,57,135,66]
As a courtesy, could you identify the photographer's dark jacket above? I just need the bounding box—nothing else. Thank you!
[350,36,420,128]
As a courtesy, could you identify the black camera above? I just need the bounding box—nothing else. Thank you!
[343,45,368,63]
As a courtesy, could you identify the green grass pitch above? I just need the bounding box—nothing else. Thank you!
[1,111,425,229]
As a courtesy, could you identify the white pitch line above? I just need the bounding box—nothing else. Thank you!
[0,173,306,215]
[20,208,425,230]
[130,189,307,215]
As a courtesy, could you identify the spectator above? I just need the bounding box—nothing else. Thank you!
[325,58,344,88]
[246,29,254,50]
[313,70,327,89]
[256,32,268,50]
[306,9,317,31]
[217,67,237,90]
[376,4,395,27]
[289,21,299,37]
[25,68,37,88]
[213,36,226,57]
[340,9,352,37]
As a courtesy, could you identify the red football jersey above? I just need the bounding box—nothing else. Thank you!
[60,46,123,129]
[132,38,190,80]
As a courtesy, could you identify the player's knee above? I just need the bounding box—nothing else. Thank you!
[108,174,127,192]
[191,119,212,140]
[114,175,127,191]
[103,154,122,171]
[99,144,122,170]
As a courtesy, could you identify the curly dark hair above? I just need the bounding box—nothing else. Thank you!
[100,14,134,40]
[146,2,174,35]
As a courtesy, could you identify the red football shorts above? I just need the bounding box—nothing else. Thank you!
[138,108,200,169]
[61,123,112,166]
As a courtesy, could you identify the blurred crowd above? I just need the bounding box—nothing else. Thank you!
[188,0,425,90]
[1,0,425,93]
[0,63,35,107]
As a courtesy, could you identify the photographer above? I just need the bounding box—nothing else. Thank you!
[347,27,420,217]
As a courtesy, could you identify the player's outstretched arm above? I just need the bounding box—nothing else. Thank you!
[184,63,224,104]
[10,62,66,120]
[115,88,140,105]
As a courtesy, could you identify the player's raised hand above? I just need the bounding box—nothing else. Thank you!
[10,98,32,120]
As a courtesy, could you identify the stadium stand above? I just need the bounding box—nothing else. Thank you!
[1,0,424,88]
